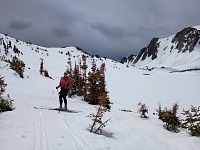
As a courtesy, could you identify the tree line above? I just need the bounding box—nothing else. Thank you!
[66,54,111,109]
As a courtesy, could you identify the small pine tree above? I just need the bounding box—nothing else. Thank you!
[0,96,13,112]
[87,71,98,104]
[9,56,25,78]
[0,76,13,112]
[0,76,6,96]
[3,41,8,55]
[13,45,20,54]
[86,59,98,104]
[137,101,148,118]
[98,63,106,95]
[80,55,88,100]
[73,59,86,97]
[157,102,181,133]
[98,92,110,109]
[72,62,79,95]
[43,69,50,77]
[40,58,44,75]
[67,53,72,74]
[88,92,111,134]
[181,106,200,137]
[39,59,52,79]
[8,41,12,49]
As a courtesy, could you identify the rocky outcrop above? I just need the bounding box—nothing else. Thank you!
[133,37,159,64]
[171,27,200,53]
[120,54,136,63]
[121,37,159,64]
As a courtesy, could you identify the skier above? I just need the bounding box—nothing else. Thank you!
[56,71,75,109]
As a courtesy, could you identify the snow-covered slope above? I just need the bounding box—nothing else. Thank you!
[0,33,200,150]
[0,33,120,78]
[122,26,200,70]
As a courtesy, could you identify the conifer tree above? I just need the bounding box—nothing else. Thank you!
[74,60,82,96]
[137,101,148,118]
[88,91,111,134]
[40,58,44,75]
[98,91,110,109]
[80,55,88,100]
[67,53,72,75]
[182,106,200,136]
[3,41,8,55]
[86,59,98,104]
[0,76,6,96]
[98,63,106,95]
[39,58,52,79]
[8,41,12,49]
[0,76,13,112]
[72,62,80,95]
[43,69,50,78]
[13,45,20,55]
[157,102,181,133]
[86,61,110,107]
[97,63,110,108]
[9,56,25,78]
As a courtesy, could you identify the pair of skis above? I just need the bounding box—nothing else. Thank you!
[34,106,81,113]
[54,107,68,113]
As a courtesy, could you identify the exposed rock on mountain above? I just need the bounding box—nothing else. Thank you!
[121,26,200,70]
[134,37,159,64]
[171,27,200,53]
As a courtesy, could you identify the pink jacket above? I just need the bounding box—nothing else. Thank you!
[57,76,75,89]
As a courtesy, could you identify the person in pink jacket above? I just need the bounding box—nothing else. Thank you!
[56,72,75,109]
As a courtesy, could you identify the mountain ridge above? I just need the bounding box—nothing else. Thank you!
[121,25,200,70]
[0,32,122,80]
[1,25,200,72]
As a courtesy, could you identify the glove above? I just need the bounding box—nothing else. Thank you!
[56,86,58,89]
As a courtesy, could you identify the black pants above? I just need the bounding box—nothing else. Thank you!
[59,88,69,107]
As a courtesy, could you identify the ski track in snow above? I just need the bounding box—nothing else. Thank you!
[61,114,93,150]
[50,98,94,150]
[30,97,93,150]
[30,99,49,150]
[33,106,49,150]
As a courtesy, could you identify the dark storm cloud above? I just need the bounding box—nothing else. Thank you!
[8,18,32,30]
[0,0,200,61]
[51,27,70,38]
[91,22,126,38]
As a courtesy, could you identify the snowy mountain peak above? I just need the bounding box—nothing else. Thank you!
[171,26,200,53]
[121,26,200,70]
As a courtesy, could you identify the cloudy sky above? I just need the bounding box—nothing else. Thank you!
[0,0,200,61]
